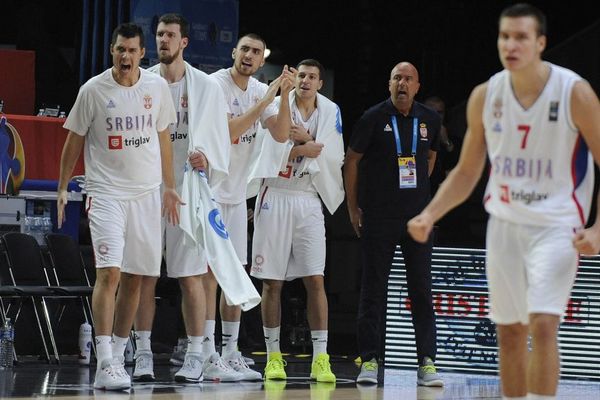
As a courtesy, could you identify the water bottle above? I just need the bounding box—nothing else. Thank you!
[36,108,44,117]
[22,216,31,235]
[0,318,15,369]
[42,216,53,237]
[124,337,134,364]
[78,322,92,365]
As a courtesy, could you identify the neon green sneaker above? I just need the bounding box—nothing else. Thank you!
[310,353,336,383]
[264,352,287,380]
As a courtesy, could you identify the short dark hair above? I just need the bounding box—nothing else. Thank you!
[158,13,190,38]
[237,33,267,51]
[297,59,324,79]
[500,3,547,36]
[111,22,145,48]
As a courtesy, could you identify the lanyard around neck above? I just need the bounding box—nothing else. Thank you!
[391,115,418,156]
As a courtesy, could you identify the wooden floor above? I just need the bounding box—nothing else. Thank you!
[1,355,599,399]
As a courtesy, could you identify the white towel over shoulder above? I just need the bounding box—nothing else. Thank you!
[247,92,345,214]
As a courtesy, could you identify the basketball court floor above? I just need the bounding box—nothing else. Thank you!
[1,354,599,399]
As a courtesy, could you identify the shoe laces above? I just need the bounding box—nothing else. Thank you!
[420,364,437,374]
[314,356,332,373]
[230,355,250,370]
[182,356,202,370]
[363,361,377,371]
[266,357,287,370]
[212,355,234,371]
[101,364,120,379]
[135,353,152,370]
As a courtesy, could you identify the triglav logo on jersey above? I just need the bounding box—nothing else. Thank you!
[143,94,153,110]
[500,184,549,204]
[106,113,153,150]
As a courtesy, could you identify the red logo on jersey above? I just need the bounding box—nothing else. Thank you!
[108,135,123,149]
[143,94,153,110]
[278,165,293,179]
[500,185,510,203]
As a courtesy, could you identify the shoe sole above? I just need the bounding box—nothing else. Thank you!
[174,375,202,383]
[356,377,378,384]
[133,374,155,382]
[169,359,184,366]
[417,379,444,387]
[93,384,131,390]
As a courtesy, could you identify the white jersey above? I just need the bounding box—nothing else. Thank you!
[211,68,279,203]
[264,96,318,193]
[483,62,593,227]
[167,77,189,189]
[64,68,176,199]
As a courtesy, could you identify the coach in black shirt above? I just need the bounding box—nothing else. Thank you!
[344,61,443,386]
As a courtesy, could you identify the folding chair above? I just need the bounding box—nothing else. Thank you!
[0,232,61,363]
[44,233,94,324]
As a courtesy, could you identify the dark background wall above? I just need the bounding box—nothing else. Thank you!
[1,0,598,356]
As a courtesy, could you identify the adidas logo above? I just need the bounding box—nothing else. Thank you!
[107,100,116,108]
[384,124,392,132]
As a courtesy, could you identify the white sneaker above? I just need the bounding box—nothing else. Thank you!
[133,350,155,382]
[243,355,255,366]
[174,352,204,383]
[93,358,131,390]
[203,352,243,382]
[224,351,262,381]
[170,344,187,366]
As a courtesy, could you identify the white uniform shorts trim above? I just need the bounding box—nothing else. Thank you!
[164,220,208,278]
[217,201,248,265]
[87,190,162,276]
[486,216,579,325]
[250,186,325,281]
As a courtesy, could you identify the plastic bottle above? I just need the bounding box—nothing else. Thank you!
[124,337,134,364]
[0,318,15,369]
[36,109,44,117]
[78,322,92,365]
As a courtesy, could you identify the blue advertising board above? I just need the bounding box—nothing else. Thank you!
[131,0,238,73]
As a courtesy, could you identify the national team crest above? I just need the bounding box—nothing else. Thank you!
[493,98,503,119]
[181,95,188,109]
[419,123,428,138]
[143,94,153,110]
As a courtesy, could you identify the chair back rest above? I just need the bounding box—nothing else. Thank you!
[1,232,49,286]
[45,233,90,286]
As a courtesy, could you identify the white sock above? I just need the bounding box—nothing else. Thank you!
[221,320,240,357]
[311,330,328,359]
[264,326,281,356]
[95,335,113,365]
[134,330,152,352]
[528,394,556,400]
[187,335,204,355]
[202,320,216,355]
[111,335,129,358]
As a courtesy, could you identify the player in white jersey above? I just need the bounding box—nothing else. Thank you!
[250,59,344,382]
[57,23,181,391]
[408,4,600,399]
[131,13,259,383]
[205,33,295,370]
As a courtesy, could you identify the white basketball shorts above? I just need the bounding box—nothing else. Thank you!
[486,216,579,325]
[87,189,162,276]
[250,186,325,281]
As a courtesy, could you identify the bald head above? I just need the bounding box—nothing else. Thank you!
[389,62,420,115]
[390,62,418,81]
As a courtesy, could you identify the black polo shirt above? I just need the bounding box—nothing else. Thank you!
[349,98,441,219]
